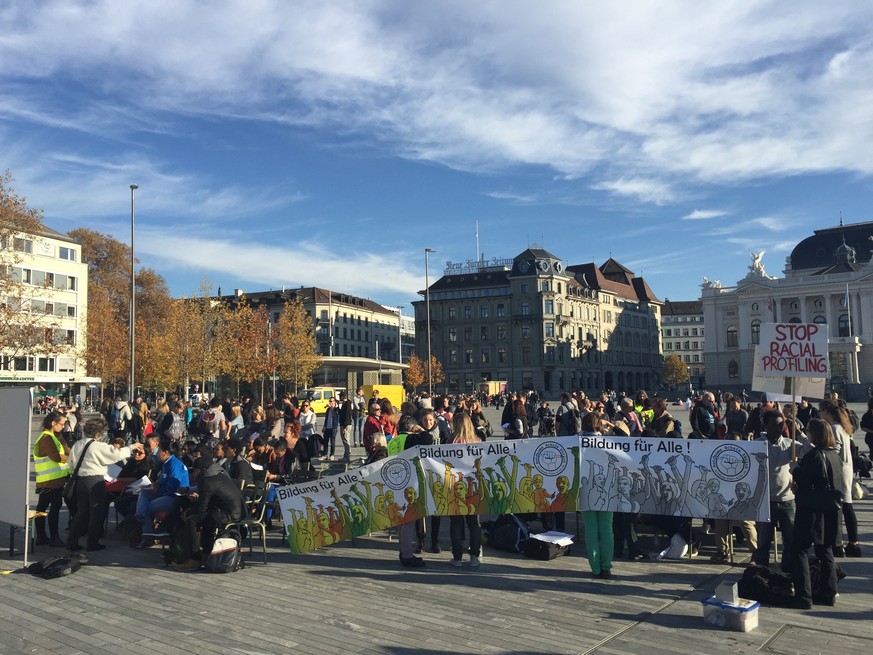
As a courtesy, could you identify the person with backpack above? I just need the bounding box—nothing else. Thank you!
[555,393,581,436]
[110,394,134,442]
[171,448,246,570]
[200,397,228,442]
[158,401,186,443]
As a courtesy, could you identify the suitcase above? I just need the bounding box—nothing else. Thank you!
[522,536,570,560]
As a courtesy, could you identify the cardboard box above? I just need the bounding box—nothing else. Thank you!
[701,596,760,632]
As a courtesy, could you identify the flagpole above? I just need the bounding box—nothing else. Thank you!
[846,283,852,337]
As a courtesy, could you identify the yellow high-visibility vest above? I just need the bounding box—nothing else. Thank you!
[33,430,69,483]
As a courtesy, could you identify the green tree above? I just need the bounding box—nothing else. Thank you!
[663,353,689,388]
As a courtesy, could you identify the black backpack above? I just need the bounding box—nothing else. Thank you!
[28,556,82,579]
[163,523,195,568]
[483,515,529,552]
[205,529,244,573]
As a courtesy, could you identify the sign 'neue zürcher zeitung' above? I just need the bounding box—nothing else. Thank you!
[758,323,829,377]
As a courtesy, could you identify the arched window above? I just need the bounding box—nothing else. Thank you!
[789,317,801,324]
[726,325,738,347]
[813,315,826,324]
[838,314,850,337]
[728,361,739,378]
[750,319,761,345]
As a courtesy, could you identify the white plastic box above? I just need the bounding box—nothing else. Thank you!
[701,596,760,632]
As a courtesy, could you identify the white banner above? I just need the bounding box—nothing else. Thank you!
[579,437,770,522]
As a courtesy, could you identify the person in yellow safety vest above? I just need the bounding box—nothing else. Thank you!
[33,411,71,547]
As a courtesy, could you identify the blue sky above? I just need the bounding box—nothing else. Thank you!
[3,1,873,313]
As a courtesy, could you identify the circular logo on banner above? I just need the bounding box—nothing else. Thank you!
[709,443,751,482]
[380,458,413,490]
[533,441,569,476]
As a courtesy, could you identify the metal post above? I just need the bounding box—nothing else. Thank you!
[425,248,435,395]
[129,184,138,402]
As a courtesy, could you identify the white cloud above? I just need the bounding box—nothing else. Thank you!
[683,209,728,220]
[134,225,422,300]
[591,178,675,205]
[1,1,871,205]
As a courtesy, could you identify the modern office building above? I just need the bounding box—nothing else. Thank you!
[0,225,96,398]
[413,249,663,395]
[701,220,873,399]
[661,300,705,389]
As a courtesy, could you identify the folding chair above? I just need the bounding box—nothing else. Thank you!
[225,482,274,564]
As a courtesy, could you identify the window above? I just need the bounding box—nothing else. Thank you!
[521,347,531,364]
[683,328,689,336]
[691,328,698,336]
[497,324,506,340]
[464,306,472,319]
[65,330,76,346]
[57,357,75,373]
[521,303,529,316]
[59,247,76,261]
[67,276,76,291]
[692,355,700,363]
[520,283,529,294]
[14,238,32,253]
[498,347,507,363]
[496,303,505,317]
[481,348,490,364]
[541,281,549,292]
[343,328,348,339]
[544,299,554,314]
[67,305,76,318]
[683,340,690,350]
[37,357,55,372]
[726,325,738,347]
[521,326,531,339]
[44,302,54,315]
[448,307,457,319]
[465,349,474,364]
[751,302,759,311]
[728,360,739,378]
[751,319,761,345]
[838,314,850,337]
[545,322,555,338]
[449,349,457,364]
[546,346,556,362]
[666,342,673,350]
[480,304,488,318]
[320,310,328,320]
[692,341,699,350]
[813,315,826,324]
[665,329,672,337]
[464,327,472,341]
[449,328,457,342]
[480,326,488,341]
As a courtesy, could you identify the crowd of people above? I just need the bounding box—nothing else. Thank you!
[30,385,871,604]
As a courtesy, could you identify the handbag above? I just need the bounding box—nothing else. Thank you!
[62,439,95,510]
[852,478,867,501]
[796,450,843,512]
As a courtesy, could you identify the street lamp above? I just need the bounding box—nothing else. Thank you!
[425,247,435,396]
[129,184,138,402]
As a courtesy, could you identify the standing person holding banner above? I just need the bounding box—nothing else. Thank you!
[818,400,861,557]
[448,413,484,568]
[579,412,615,579]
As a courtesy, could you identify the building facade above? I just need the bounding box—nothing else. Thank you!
[0,226,94,396]
[218,287,408,391]
[414,249,663,395]
[702,221,873,399]
[661,300,705,389]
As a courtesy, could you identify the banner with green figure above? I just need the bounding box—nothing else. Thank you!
[275,437,580,554]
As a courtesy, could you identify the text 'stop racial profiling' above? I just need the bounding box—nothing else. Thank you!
[758,323,829,377]
[276,437,769,554]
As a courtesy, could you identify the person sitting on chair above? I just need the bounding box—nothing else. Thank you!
[134,438,189,543]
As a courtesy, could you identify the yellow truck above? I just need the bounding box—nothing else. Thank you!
[361,384,405,412]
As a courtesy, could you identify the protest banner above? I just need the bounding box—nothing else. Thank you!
[276,437,579,554]
[579,437,770,522]
[752,346,826,401]
[757,322,828,378]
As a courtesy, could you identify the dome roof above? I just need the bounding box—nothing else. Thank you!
[788,221,873,270]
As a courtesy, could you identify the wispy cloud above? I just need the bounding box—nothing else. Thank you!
[591,177,675,205]
[683,209,728,220]
[135,225,422,299]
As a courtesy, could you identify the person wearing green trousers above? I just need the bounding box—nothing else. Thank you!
[581,414,616,579]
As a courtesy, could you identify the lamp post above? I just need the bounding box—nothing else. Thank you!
[129,184,138,402]
[425,247,435,396]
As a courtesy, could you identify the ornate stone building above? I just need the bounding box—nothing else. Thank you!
[702,220,873,399]
[661,300,705,389]
[414,249,663,395]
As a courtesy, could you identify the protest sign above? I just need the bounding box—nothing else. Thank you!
[579,437,770,522]
[758,323,828,378]
[276,437,579,554]
[752,346,826,400]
